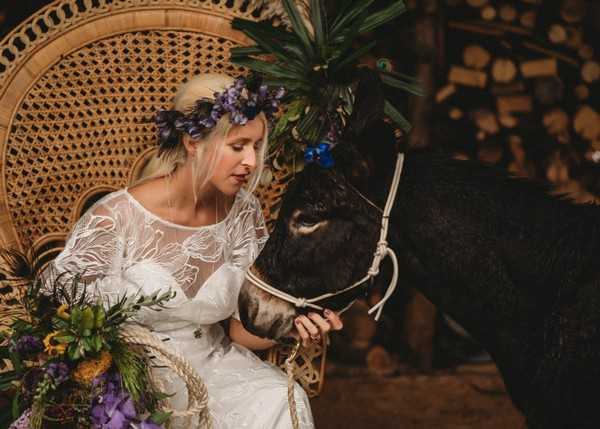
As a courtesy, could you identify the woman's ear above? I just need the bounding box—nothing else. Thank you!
[182,134,199,157]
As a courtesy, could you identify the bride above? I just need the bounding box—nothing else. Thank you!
[47,73,343,428]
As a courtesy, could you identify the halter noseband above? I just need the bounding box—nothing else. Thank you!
[245,153,404,321]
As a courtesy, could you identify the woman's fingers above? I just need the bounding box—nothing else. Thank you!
[293,310,344,347]
[307,312,331,335]
[297,315,319,337]
[294,317,312,347]
[324,309,343,330]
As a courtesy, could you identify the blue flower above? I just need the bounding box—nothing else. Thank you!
[304,142,334,168]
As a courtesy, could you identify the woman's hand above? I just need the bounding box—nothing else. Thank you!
[289,309,343,347]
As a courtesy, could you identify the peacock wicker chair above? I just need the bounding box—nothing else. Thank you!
[0,0,325,399]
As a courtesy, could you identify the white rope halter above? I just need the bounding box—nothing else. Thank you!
[245,153,405,321]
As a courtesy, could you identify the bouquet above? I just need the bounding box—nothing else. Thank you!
[0,249,177,429]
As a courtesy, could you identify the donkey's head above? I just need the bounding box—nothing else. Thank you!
[239,70,401,339]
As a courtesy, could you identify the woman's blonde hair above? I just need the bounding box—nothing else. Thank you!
[136,73,269,199]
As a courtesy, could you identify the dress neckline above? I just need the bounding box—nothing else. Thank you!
[122,188,241,231]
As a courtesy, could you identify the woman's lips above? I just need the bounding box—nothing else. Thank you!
[232,174,248,184]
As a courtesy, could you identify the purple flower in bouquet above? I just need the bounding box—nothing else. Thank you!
[22,368,44,397]
[139,420,162,429]
[8,409,31,429]
[11,335,43,355]
[91,372,138,429]
[46,361,69,384]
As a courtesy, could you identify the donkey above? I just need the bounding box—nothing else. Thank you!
[239,116,600,428]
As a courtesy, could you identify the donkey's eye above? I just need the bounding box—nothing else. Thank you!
[289,211,328,236]
[296,216,318,227]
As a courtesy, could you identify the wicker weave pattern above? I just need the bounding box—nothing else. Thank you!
[268,339,326,398]
[0,0,263,89]
[6,30,246,247]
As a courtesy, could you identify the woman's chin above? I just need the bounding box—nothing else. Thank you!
[212,181,243,196]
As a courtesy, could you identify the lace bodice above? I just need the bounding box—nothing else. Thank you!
[51,187,268,326]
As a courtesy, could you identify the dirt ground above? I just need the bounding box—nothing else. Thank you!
[310,362,526,429]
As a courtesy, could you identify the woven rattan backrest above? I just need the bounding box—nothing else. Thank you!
[0,1,282,268]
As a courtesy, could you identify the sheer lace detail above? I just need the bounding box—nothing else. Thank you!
[52,188,267,299]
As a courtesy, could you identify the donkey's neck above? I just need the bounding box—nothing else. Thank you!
[390,151,600,363]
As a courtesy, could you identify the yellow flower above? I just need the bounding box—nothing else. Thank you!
[73,351,112,385]
[43,332,67,356]
[56,304,70,320]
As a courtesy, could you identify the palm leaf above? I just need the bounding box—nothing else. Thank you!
[330,8,370,64]
[359,0,407,35]
[231,18,307,65]
[384,100,412,132]
[262,77,312,92]
[380,73,425,96]
[233,31,307,75]
[330,0,375,39]
[310,0,328,56]
[281,0,315,57]
[230,45,266,58]
[232,58,301,80]
[232,18,296,45]
[331,41,376,73]
[381,68,422,84]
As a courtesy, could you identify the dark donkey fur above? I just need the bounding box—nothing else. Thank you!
[240,131,600,428]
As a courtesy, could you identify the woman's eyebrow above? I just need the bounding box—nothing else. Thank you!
[231,137,261,144]
[230,137,252,143]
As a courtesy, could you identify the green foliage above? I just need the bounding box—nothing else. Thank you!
[231,0,418,159]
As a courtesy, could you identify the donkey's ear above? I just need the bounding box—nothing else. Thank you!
[332,140,371,189]
[346,67,385,139]
[355,119,398,180]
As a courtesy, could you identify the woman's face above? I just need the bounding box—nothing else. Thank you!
[209,116,265,196]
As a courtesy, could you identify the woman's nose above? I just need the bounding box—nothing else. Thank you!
[243,146,257,170]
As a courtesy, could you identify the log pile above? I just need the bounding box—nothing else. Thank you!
[438,0,600,204]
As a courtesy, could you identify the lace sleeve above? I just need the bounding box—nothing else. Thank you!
[42,196,131,304]
[227,190,269,271]
[44,198,125,295]
[228,191,269,321]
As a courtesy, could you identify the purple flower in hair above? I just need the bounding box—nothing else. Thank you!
[154,76,285,153]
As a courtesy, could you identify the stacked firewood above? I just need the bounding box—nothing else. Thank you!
[437,0,600,204]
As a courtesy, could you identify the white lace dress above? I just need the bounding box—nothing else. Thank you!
[49,188,314,429]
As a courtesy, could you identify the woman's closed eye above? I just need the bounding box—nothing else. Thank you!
[231,141,260,152]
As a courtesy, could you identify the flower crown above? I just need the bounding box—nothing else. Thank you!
[154,77,285,153]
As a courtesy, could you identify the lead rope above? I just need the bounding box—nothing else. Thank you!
[246,153,405,427]
[244,152,405,319]
[285,340,303,429]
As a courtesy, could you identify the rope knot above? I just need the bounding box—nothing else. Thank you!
[296,298,308,308]
[368,266,380,277]
[375,240,388,257]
